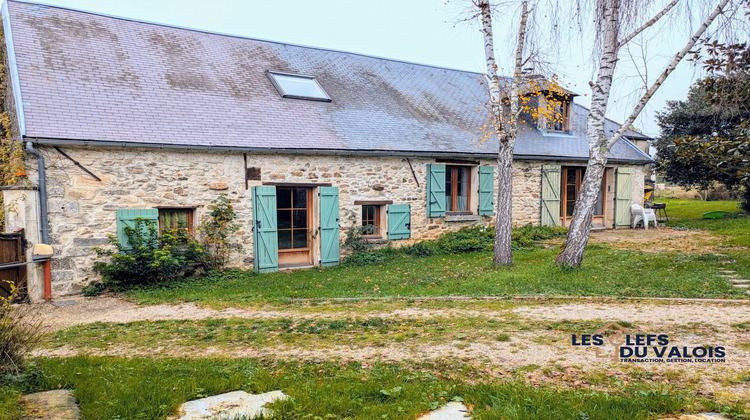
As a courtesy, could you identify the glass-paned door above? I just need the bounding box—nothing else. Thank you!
[276,187,312,266]
[561,167,606,227]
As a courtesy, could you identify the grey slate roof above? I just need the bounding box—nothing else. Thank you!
[4,0,652,163]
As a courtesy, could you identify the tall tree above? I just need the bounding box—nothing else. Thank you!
[475,0,530,265]
[555,0,734,266]
[656,41,750,210]
[473,1,565,265]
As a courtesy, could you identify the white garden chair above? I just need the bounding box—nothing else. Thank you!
[631,204,657,230]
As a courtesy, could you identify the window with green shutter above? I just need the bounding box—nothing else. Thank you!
[614,167,634,227]
[478,166,494,216]
[252,186,279,272]
[387,204,411,240]
[116,209,159,249]
[426,164,446,217]
[319,187,340,267]
[540,165,561,226]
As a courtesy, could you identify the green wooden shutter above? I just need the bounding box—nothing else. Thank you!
[319,186,340,267]
[252,186,278,272]
[540,165,561,226]
[387,204,411,240]
[116,209,158,248]
[615,167,634,227]
[478,166,495,216]
[426,164,446,217]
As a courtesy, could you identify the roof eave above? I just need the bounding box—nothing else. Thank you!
[2,0,26,136]
[27,137,653,164]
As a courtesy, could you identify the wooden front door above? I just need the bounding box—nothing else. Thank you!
[561,167,606,228]
[276,187,313,267]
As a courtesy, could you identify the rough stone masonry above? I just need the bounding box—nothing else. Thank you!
[5,145,642,298]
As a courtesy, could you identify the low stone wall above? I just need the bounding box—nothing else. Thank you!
[12,145,642,297]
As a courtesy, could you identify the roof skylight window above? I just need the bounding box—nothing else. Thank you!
[266,71,331,102]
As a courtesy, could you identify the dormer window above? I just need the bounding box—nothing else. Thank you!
[537,96,572,133]
[266,71,331,102]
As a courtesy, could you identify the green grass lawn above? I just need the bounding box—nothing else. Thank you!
[118,198,749,306]
[654,198,750,249]
[45,316,644,353]
[654,197,742,219]
[0,356,702,420]
[126,246,747,306]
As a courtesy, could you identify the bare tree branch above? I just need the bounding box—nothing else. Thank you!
[607,0,731,149]
[617,0,681,49]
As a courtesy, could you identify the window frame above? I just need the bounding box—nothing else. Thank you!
[276,187,313,252]
[445,165,473,214]
[266,70,332,102]
[361,205,383,238]
[539,96,572,134]
[560,167,606,219]
[157,207,194,242]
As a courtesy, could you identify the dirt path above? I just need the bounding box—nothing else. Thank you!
[35,296,750,331]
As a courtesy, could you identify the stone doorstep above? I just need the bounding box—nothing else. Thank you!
[21,389,80,420]
[169,390,287,420]
[417,402,470,419]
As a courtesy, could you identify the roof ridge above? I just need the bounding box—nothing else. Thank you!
[7,0,487,77]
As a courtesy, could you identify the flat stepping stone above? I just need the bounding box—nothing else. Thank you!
[720,270,736,273]
[418,402,470,419]
[170,390,287,420]
[720,274,739,278]
[733,284,749,288]
[730,279,750,284]
[661,413,729,420]
[21,389,80,420]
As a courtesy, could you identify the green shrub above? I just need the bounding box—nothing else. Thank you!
[82,281,105,297]
[404,242,432,257]
[93,218,204,289]
[402,224,568,257]
[342,226,374,253]
[344,250,386,266]
[511,223,568,248]
[197,195,242,271]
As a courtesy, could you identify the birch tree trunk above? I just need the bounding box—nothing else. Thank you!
[555,0,620,266]
[556,0,731,266]
[478,0,528,266]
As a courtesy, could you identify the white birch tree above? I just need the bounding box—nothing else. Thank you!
[475,0,530,265]
[555,0,736,266]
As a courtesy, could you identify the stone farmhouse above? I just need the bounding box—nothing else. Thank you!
[0,1,652,299]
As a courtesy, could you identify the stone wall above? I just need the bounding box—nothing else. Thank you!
[17,145,644,297]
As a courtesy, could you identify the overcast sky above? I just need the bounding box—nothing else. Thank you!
[25,0,716,137]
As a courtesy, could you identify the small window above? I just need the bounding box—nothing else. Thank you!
[361,205,382,238]
[158,208,194,243]
[547,101,570,132]
[445,166,471,213]
[267,71,331,102]
[538,96,571,133]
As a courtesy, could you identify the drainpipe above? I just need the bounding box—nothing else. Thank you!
[25,142,52,301]
[25,142,49,244]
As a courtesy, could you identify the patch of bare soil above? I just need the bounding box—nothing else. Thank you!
[35,297,511,331]
[586,227,721,253]
[513,301,750,326]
